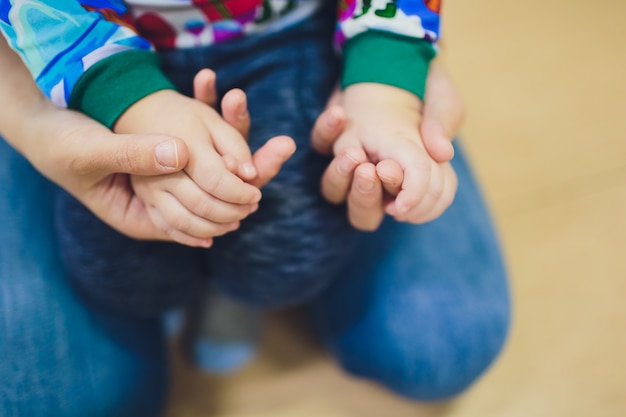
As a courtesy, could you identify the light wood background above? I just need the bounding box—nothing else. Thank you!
[167,0,626,415]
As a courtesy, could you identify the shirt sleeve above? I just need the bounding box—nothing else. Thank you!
[337,0,441,99]
[0,0,175,128]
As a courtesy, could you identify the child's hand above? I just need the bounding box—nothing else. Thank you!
[192,69,297,190]
[114,89,264,247]
[312,82,457,230]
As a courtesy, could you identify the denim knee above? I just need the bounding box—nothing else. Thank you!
[325,287,510,401]
[0,266,168,417]
[54,190,208,316]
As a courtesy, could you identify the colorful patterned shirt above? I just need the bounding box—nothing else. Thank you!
[0,0,441,127]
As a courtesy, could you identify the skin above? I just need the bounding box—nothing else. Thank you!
[114,78,296,247]
[0,38,294,244]
[311,63,465,231]
[2,25,464,241]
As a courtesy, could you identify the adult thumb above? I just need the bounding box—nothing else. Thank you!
[420,65,464,163]
[80,133,190,177]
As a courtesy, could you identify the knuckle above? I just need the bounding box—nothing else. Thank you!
[67,154,97,175]
[204,171,225,193]
[115,142,141,173]
[429,182,445,201]
[192,197,216,220]
[168,214,192,233]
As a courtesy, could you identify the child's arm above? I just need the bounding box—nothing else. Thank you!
[1,1,272,246]
[0,35,194,241]
[0,0,257,177]
[308,0,456,230]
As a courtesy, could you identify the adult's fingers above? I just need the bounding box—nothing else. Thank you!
[347,162,385,231]
[221,88,251,139]
[193,68,218,107]
[71,131,190,177]
[420,64,465,163]
[320,147,368,204]
[311,105,347,155]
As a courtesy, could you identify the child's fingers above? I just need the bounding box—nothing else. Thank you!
[347,163,385,231]
[209,119,257,181]
[193,68,218,107]
[382,140,432,214]
[146,191,241,243]
[248,135,296,188]
[187,142,261,205]
[311,105,347,155]
[146,206,214,248]
[221,88,251,139]
[389,159,443,222]
[320,147,368,204]
[389,162,457,224]
[420,65,464,163]
[156,175,258,223]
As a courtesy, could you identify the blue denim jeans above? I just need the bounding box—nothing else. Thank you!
[1,7,510,416]
[0,141,168,417]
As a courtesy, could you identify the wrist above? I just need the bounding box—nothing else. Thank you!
[114,90,181,134]
[342,83,425,147]
[343,83,423,118]
[69,50,176,129]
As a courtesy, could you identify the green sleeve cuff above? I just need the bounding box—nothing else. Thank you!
[341,31,436,100]
[68,50,176,128]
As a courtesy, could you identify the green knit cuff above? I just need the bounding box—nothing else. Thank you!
[69,50,176,129]
[341,31,436,100]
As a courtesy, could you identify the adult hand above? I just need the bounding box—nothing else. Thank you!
[14,103,193,241]
[310,63,464,231]
[0,36,192,241]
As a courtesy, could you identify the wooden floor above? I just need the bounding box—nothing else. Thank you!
[167,0,626,416]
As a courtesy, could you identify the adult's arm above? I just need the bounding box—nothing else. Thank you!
[0,0,174,127]
[0,36,191,241]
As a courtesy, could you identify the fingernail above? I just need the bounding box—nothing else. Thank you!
[155,140,179,169]
[356,177,376,192]
[249,203,259,214]
[396,202,409,214]
[200,239,213,248]
[252,190,262,204]
[239,109,250,120]
[326,113,339,128]
[242,162,257,178]
[338,156,353,175]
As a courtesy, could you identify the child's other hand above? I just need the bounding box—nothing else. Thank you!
[312,80,458,230]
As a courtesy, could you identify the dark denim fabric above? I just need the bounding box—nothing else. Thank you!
[55,12,358,312]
